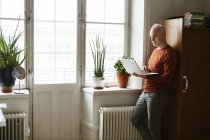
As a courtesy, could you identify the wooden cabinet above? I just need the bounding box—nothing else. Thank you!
[162,18,210,140]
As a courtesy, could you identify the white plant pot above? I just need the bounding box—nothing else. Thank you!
[92,76,105,89]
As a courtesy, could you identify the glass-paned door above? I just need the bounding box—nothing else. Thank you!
[33,0,80,139]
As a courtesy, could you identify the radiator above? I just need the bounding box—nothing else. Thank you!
[0,112,29,140]
[99,106,142,140]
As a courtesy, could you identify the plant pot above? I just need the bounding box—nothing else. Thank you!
[92,76,105,89]
[116,74,130,88]
[0,68,16,93]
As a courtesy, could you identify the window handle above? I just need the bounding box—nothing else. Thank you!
[182,76,188,93]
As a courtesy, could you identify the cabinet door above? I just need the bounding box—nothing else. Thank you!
[180,29,210,140]
[162,18,183,140]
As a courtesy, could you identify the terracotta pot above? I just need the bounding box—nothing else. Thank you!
[116,74,130,88]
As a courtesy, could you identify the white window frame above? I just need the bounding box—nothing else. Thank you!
[0,0,133,89]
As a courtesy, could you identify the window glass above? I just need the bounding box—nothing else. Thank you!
[0,0,25,87]
[34,0,77,84]
[0,0,24,18]
[85,0,126,84]
[86,0,125,23]
[34,0,54,20]
[56,0,76,21]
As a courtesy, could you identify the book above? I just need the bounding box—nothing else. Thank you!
[120,59,159,75]
[184,14,205,20]
[184,11,206,27]
[184,11,205,16]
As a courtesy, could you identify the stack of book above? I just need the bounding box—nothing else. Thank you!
[205,17,210,27]
[184,12,205,27]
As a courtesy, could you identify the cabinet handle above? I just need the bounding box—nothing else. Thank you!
[182,76,188,93]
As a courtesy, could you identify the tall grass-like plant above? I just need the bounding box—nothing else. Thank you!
[89,36,107,77]
[0,20,25,69]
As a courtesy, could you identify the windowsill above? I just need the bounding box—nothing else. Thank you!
[82,86,142,95]
[0,89,29,120]
[0,89,29,99]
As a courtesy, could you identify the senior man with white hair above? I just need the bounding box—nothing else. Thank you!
[131,24,177,140]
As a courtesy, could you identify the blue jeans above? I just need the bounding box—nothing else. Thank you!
[131,92,168,140]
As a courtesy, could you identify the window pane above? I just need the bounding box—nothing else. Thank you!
[34,0,55,20]
[85,24,124,83]
[56,0,77,21]
[55,54,76,83]
[34,54,55,84]
[56,23,76,53]
[104,0,125,22]
[34,22,77,84]
[0,20,24,50]
[86,0,125,23]
[34,22,55,53]
[35,0,76,21]
[34,0,77,84]
[0,0,24,18]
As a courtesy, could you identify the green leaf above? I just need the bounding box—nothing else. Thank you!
[113,55,133,74]
[0,20,26,69]
[89,35,107,77]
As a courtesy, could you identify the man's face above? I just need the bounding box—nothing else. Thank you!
[150,29,164,47]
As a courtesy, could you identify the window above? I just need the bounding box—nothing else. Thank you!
[34,0,77,84]
[0,0,25,88]
[0,0,132,87]
[85,0,128,84]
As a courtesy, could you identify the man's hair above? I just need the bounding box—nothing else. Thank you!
[151,24,166,35]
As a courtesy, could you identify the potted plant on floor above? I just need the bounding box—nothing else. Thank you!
[0,21,26,93]
[89,36,107,89]
[114,55,132,88]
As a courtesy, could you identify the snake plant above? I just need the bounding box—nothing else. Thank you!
[89,36,107,77]
[0,23,25,69]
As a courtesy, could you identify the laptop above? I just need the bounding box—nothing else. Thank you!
[120,59,159,75]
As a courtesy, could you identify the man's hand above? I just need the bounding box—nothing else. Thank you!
[141,65,149,72]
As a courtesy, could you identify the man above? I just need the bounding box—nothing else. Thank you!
[131,24,177,140]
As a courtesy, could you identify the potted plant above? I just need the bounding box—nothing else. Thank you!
[0,22,25,93]
[114,55,132,88]
[89,36,107,89]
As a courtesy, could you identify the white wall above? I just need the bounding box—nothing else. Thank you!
[129,0,144,88]
[151,0,178,24]
[151,0,209,24]
[205,0,210,13]
[149,0,210,49]
[184,0,209,13]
